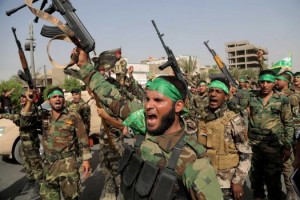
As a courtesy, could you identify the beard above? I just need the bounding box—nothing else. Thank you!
[148,103,176,136]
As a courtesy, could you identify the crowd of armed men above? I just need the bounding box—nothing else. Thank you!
[1,47,300,200]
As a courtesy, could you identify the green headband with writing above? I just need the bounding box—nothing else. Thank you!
[147,78,183,102]
[47,90,64,99]
[209,80,229,94]
[258,74,276,83]
[276,75,289,82]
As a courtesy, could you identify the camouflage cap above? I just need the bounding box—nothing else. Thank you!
[71,88,81,94]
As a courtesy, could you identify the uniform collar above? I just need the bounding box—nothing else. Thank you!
[147,120,185,153]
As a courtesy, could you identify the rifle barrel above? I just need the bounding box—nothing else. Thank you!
[6,0,40,16]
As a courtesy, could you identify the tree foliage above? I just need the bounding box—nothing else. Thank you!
[0,79,24,113]
[62,77,83,92]
[178,56,198,77]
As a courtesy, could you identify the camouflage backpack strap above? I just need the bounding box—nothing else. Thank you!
[167,133,186,170]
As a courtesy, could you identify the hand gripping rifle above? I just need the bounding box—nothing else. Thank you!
[12,27,35,90]
[7,0,95,54]
[151,20,191,98]
[204,40,238,88]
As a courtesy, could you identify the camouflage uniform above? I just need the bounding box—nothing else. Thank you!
[21,108,92,200]
[114,57,127,84]
[198,104,252,198]
[248,90,294,200]
[278,89,300,198]
[193,91,209,118]
[66,99,91,135]
[120,120,223,199]
[78,63,143,120]
[98,125,123,199]
[0,113,42,182]
[227,89,250,130]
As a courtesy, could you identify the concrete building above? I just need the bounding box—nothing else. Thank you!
[225,40,268,69]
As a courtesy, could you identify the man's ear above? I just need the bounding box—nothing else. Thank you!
[175,100,185,113]
[225,94,229,101]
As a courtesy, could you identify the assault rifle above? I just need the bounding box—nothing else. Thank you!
[6,0,95,53]
[204,40,238,87]
[12,27,35,89]
[151,20,190,98]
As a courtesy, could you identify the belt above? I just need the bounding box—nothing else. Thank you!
[248,132,278,141]
[45,151,75,162]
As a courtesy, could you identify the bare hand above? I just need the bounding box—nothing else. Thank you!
[70,47,89,67]
[97,108,109,119]
[232,183,243,200]
[82,160,91,178]
[128,65,134,76]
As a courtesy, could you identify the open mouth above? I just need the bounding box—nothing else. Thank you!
[146,113,157,127]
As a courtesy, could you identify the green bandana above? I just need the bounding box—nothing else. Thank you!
[47,90,64,99]
[198,81,207,86]
[147,78,183,102]
[258,74,276,83]
[209,80,229,94]
[122,109,146,135]
[276,75,289,82]
[239,78,246,82]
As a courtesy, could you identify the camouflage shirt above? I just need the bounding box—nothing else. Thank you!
[66,99,91,134]
[284,88,300,129]
[248,90,294,147]
[21,108,91,161]
[78,63,143,120]
[140,122,223,199]
[199,105,252,188]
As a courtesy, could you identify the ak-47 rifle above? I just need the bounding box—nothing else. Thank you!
[12,27,35,90]
[204,40,238,88]
[151,20,190,98]
[6,0,95,54]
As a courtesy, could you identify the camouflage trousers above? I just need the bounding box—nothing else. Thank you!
[40,156,80,200]
[20,131,43,181]
[99,128,123,199]
[250,141,283,200]
[283,153,295,193]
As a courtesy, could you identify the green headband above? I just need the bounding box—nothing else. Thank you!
[276,75,289,82]
[47,90,64,99]
[122,109,146,135]
[199,81,207,86]
[258,74,276,83]
[209,80,229,94]
[147,78,183,102]
[239,78,246,82]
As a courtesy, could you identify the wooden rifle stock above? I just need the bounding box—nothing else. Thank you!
[12,27,35,90]
[204,40,238,87]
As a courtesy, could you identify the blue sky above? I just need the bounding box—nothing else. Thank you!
[0,0,299,81]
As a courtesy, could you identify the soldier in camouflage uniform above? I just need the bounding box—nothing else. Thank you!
[66,88,91,135]
[0,93,43,194]
[291,72,300,94]
[275,72,300,199]
[198,78,252,200]
[96,106,124,200]
[248,70,294,200]
[113,49,127,85]
[119,76,223,200]
[70,47,143,120]
[21,87,91,200]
